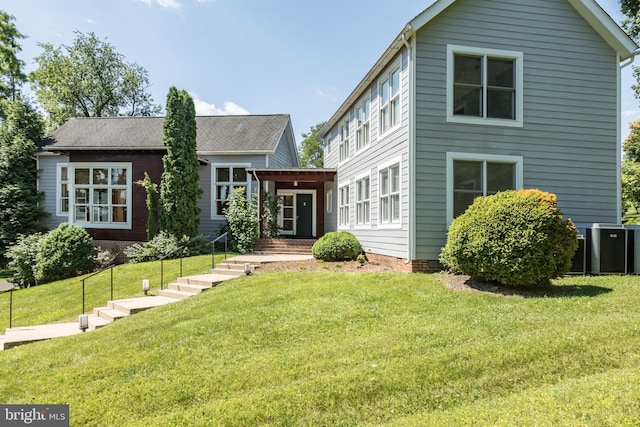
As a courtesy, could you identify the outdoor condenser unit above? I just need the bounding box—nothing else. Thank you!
[569,235,586,274]
[590,223,627,274]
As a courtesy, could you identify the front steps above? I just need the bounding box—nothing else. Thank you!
[254,238,315,254]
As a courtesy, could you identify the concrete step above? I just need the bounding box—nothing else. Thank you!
[3,323,82,350]
[87,314,111,331]
[214,262,248,271]
[109,296,180,315]
[93,306,129,322]
[168,282,210,294]
[209,268,246,277]
[158,289,194,300]
[181,273,242,285]
[0,335,4,351]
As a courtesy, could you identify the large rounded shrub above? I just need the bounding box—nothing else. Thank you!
[34,223,95,284]
[440,189,578,286]
[312,231,362,261]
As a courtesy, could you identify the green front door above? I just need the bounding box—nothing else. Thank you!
[296,194,313,237]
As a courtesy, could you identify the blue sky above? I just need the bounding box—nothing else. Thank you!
[4,0,639,143]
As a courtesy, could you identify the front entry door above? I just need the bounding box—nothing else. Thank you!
[296,194,313,237]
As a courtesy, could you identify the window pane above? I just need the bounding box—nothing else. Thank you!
[112,207,127,223]
[380,169,389,195]
[454,86,482,116]
[487,90,514,119]
[112,189,127,205]
[381,197,389,222]
[392,98,400,127]
[93,169,108,185]
[93,206,109,223]
[61,183,69,198]
[93,189,108,204]
[232,168,246,183]
[381,80,389,105]
[216,167,230,182]
[75,188,89,204]
[487,163,515,194]
[216,185,229,201]
[60,167,68,181]
[488,58,514,88]
[454,55,482,85]
[283,195,294,206]
[454,161,482,191]
[454,192,481,217]
[392,194,400,221]
[391,69,400,96]
[111,168,127,185]
[61,199,69,213]
[391,165,400,193]
[75,169,90,185]
[75,206,88,222]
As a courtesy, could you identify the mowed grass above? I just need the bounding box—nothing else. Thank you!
[0,254,224,330]
[1,271,640,426]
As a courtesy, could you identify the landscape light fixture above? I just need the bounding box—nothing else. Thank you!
[142,279,150,295]
[78,314,89,332]
[244,263,251,275]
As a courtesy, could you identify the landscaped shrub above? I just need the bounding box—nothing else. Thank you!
[124,232,211,263]
[440,189,578,286]
[34,223,95,284]
[312,231,362,261]
[6,232,46,287]
[224,187,259,254]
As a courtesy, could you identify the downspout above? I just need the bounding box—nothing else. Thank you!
[402,24,416,266]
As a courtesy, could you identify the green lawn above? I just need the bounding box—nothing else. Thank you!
[1,270,640,426]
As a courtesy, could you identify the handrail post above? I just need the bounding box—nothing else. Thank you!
[224,235,227,261]
[212,241,216,269]
[180,249,183,278]
[9,287,13,329]
[160,258,164,291]
[81,279,86,314]
[110,266,114,301]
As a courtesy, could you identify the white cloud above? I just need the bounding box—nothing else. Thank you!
[191,94,249,116]
[138,0,182,10]
[315,87,337,102]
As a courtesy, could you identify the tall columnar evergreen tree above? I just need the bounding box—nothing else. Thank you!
[159,87,202,238]
[0,10,27,102]
[0,97,46,265]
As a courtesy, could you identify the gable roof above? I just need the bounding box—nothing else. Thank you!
[40,114,293,154]
[319,0,638,137]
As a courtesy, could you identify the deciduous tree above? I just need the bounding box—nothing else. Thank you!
[30,31,161,129]
[0,10,27,102]
[298,122,326,168]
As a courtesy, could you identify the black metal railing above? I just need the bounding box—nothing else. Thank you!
[2,285,17,329]
[159,246,185,291]
[80,265,116,314]
[211,233,228,269]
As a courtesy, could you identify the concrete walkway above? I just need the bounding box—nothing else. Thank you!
[0,254,314,350]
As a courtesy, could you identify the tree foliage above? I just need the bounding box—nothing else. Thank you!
[224,186,259,254]
[298,122,326,168]
[622,119,640,222]
[137,172,160,240]
[0,10,27,102]
[159,87,202,239]
[621,0,640,42]
[30,31,160,129]
[0,97,46,265]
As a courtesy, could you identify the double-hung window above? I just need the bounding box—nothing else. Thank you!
[379,67,400,134]
[338,184,350,228]
[356,176,370,226]
[447,152,523,224]
[447,45,523,127]
[57,164,70,216]
[213,165,250,217]
[339,120,350,162]
[356,99,370,151]
[379,163,400,224]
[71,163,131,228]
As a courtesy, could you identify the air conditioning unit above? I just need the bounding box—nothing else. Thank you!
[569,235,586,274]
[590,223,627,274]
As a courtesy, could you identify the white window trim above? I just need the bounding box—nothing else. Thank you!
[378,62,402,137]
[339,118,350,163]
[446,45,524,128]
[338,181,351,229]
[378,157,402,229]
[211,163,252,219]
[446,152,524,226]
[354,172,371,229]
[69,162,132,230]
[56,163,69,216]
[355,95,371,154]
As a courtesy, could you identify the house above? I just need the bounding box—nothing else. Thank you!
[319,0,638,271]
[37,114,301,250]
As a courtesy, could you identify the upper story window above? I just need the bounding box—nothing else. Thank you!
[339,120,350,162]
[379,163,400,225]
[446,152,523,224]
[380,67,401,134]
[447,45,523,127]
[356,98,370,151]
[212,165,250,217]
[70,163,131,228]
[338,183,350,228]
[356,175,370,226]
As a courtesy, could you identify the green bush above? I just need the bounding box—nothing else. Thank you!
[312,231,362,261]
[124,232,211,263]
[34,224,95,284]
[6,232,46,287]
[224,187,259,254]
[440,189,578,286]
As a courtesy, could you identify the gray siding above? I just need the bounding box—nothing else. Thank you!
[38,154,69,231]
[268,124,299,168]
[324,50,411,259]
[414,0,620,260]
[198,154,268,238]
